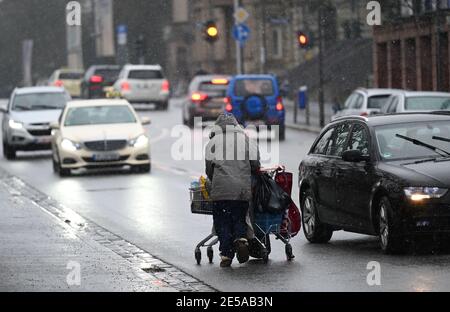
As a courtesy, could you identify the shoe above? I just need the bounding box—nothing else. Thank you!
[220,256,232,268]
[234,238,249,264]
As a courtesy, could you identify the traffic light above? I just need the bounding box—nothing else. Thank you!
[297,31,310,49]
[203,20,219,43]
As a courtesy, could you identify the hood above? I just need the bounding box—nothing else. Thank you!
[61,123,145,142]
[380,160,450,187]
[209,113,243,138]
[10,110,62,125]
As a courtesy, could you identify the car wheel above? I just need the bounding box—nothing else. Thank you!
[278,125,286,141]
[52,154,59,173]
[160,101,169,111]
[59,166,71,177]
[3,140,16,160]
[379,196,404,254]
[301,189,333,243]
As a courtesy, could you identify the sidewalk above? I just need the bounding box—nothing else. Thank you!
[0,168,212,292]
[284,99,334,134]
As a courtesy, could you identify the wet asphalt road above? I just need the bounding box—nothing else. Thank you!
[1,98,450,291]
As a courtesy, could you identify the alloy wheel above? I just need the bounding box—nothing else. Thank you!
[303,196,316,236]
[379,203,389,248]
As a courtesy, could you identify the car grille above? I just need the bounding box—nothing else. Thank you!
[27,129,52,136]
[84,140,128,151]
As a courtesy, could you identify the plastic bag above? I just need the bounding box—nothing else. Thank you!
[253,173,292,214]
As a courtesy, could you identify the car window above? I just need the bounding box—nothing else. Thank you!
[199,81,228,97]
[59,72,83,80]
[93,68,120,81]
[405,96,450,111]
[12,92,67,111]
[388,96,399,113]
[368,95,391,109]
[234,79,274,97]
[64,105,136,126]
[343,93,356,109]
[312,127,335,155]
[349,123,370,156]
[128,70,163,80]
[351,93,364,109]
[327,123,351,156]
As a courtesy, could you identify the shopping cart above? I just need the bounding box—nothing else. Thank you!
[189,166,296,265]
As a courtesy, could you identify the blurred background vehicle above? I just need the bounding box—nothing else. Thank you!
[380,91,450,114]
[48,68,84,98]
[1,86,71,160]
[182,75,230,127]
[113,64,170,110]
[81,65,121,99]
[331,88,402,121]
[51,99,151,177]
[226,74,286,140]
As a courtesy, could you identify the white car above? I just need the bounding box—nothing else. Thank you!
[380,91,450,114]
[1,86,71,160]
[51,99,151,176]
[113,64,170,110]
[331,88,402,121]
[48,68,84,98]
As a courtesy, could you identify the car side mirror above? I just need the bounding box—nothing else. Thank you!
[50,122,60,130]
[141,117,151,125]
[342,150,370,162]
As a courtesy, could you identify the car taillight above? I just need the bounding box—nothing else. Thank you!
[54,80,64,87]
[90,75,103,83]
[121,81,130,91]
[162,79,170,92]
[191,92,208,102]
[224,97,233,111]
[276,97,284,111]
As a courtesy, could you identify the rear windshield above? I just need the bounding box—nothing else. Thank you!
[12,92,68,111]
[64,105,136,126]
[199,81,228,97]
[405,96,450,111]
[234,79,274,97]
[128,70,163,80]
[59,72,83,80]
[368,95,391,109]
[94,69,120,80]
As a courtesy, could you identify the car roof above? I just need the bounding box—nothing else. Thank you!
[233,74,275,80]
[193,75,231,82]
[66,99,131,108]
[56,68,84,73]
[14,86,66,95]
[123,64,162,71]
[355,88,403,96]
[332,112,450,127]
[88,65,121,70]
[397,90,450,97]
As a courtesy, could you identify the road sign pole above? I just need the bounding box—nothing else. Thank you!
[234,0,243,74]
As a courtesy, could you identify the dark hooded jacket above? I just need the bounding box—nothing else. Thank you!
[205,113,260,201]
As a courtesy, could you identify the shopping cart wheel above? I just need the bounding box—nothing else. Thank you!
[285,244,295,261]
[207,246,214,264]
[195,248,201,265]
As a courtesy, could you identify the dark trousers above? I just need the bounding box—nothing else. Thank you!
[212,201,249,259]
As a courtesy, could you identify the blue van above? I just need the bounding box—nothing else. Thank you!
[225,75,285,140]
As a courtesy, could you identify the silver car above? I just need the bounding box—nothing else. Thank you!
[331,88,402,121]
[380,91,450,114]
[1,86,71,159]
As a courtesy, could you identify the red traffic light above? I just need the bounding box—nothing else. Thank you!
[297,31,309,48]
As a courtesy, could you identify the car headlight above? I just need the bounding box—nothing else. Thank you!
[129,134,148,148]
[404,187,448,201]
[8,119,23,130]
[61,139,81,152]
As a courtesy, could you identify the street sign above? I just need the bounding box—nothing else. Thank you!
[117,24,128,45]
[233,7,249,24]
[232,23,250,45]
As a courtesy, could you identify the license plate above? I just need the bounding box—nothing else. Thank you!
[93,153,120,161]
[246,120,265,126]
[36,136,52,144]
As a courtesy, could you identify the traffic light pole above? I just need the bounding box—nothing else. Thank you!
[318,7,325,128]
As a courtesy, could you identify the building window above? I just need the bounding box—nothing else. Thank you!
[271,27,283,59]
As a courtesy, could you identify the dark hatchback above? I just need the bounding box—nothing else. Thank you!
[81,65,121,99]
[298,112,450,253]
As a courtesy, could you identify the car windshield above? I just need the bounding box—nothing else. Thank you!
[234,79,274,97]
[405,96,450,111]
[64,105,136,126]
[368,95,391,109]
[199,81,228,97]
[128,70,163,80]
[12,92,67,111]
[59,72,83,80]
[375,121,450,160]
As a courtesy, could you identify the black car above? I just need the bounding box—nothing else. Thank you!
[81,65,121,99]
[298,112,450,253]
